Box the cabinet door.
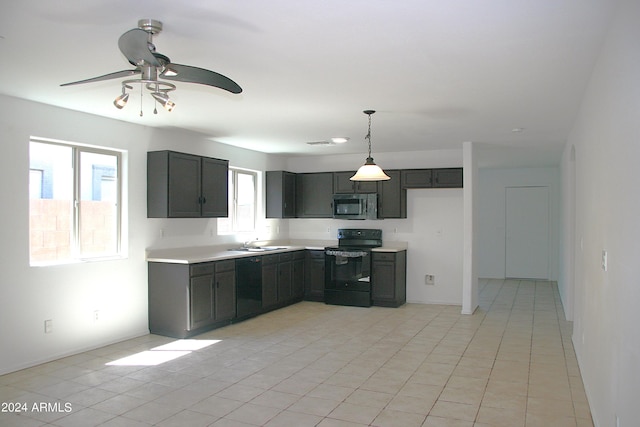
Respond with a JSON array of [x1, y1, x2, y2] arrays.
[[266, 171, 297, 218], [334, 172, 378, 194], [214, 270, 236, 321], [201, 157, 229, 217], [433, 168, 463, 188], [292, 257, 305, 299], [278, 261, 292, 303], [304, 250, 325, 301], [334, 172, 355, 193], [168, 152, 202, 217], [296, 173, 334, 217], [262, 263, 278, 309], [372, 251, 406, 307], [189, 275, 214, 330], [371, 262, 396, 301], [378, 170, 406, 219], [401, 169, 433, 188], [283, 172, 297, 217]]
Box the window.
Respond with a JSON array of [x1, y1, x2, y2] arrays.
[[29, 138, 122, 265], [218, 168, 257, 234]]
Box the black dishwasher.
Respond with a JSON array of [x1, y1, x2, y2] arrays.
[[235, 256, 262, 320]]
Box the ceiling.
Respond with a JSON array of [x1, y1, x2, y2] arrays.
[[0, 1, 617, 167]]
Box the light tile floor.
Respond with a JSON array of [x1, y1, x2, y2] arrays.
[[0, 279, 593, 426]]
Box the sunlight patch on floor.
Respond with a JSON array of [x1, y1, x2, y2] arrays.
[[105, 339, 220, 366]]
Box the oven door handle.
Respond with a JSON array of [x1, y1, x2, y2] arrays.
[[325, 250, 369, 257]]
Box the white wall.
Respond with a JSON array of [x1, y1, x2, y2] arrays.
[[561, 0, 640, 425], [0, 95, 285, 374], [287, 150, 465, 305], [477, 167, 560, 281]]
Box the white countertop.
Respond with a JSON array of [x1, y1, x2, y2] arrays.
[[146, 240, 408, 264]]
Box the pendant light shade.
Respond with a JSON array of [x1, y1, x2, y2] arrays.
[[351, 157, 391, 181], [350, 110, 390, 181]]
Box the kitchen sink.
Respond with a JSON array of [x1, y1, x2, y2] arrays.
[[227, 246, 287, 252]]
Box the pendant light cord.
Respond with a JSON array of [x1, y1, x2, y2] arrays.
[[364, 110, 375, 159]]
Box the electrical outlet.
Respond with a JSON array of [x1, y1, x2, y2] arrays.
[[425, 275, 435, 285], [44, 319, 53, 334], [94, 310, 100, 322], [602, 250, 608, 271]]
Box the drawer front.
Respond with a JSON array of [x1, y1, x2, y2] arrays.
[[262, 254, 279, 265], [372, 252, 396, 262], [306, 250, 326, 260], [215, 260, 236, 273], [279, 252, 293, 262], [190, 263, 215, 276], [293, 250, 305, 260]]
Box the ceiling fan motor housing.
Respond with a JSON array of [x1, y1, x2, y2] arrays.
[[138, 19, 163, 35]]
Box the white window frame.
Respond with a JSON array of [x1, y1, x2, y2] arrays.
[[29, 137, 124, 265], [218, 167, 258, 234]]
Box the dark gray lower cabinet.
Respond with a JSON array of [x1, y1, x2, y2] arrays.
[[262, 251, 305, 311], [148, 260, 236, 338], [262, 254, 279, 309], [292, 254, 305, 299], [304, 250, 325, 301], [371, 251, 407, 307]]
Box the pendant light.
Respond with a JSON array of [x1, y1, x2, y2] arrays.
[[350, 110, 390, 181]]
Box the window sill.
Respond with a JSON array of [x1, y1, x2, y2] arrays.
[[30, 255, 127, 267]]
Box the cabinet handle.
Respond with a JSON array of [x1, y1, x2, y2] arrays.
[[202, 197, 207, 204]]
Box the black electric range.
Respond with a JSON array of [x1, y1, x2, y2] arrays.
[[324, 229, 382, 307]]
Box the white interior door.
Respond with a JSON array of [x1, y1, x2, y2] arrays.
[[505, 186, 549, 279]]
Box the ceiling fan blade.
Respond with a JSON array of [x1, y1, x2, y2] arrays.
[[160, 63, 242, 94], [60, 69, 141, 86], [118, 28, 161, 67]]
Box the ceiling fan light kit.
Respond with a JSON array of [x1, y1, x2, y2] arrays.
[[61, 19, 242, 116], [350, 110, 391, 181]]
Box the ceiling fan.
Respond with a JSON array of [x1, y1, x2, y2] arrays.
[[61, 19, 242, 114]]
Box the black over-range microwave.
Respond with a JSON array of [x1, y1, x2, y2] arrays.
[[332, 193, 378, 220]]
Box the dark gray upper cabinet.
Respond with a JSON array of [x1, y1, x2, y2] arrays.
[[147, 150, 228, 218], [333, 171, 379, 194], [433, 168, 463, 188], [296, 172, 334, 218], [401, 169, 433, 188], [201, 156, 229, 217], [378, 170, 407, 219], [266, 171, 296, 218], [401, 168, 463, 189]]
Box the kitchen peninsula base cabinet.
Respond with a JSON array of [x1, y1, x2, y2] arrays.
[[371, 251, 407, 307], [148, 260, 236, 338]]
